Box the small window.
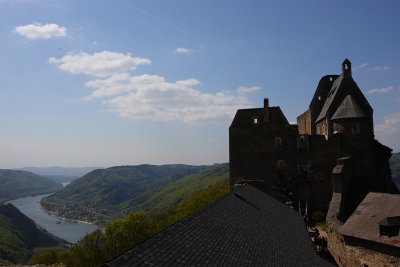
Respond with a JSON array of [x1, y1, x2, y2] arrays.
[[318, 95, 321, 101], [275, 136, 282, 147], [344, 64, 348, 70], [252, 116, 260, 125], [351, 123, 360, 134], [329, 77, 333, 82]]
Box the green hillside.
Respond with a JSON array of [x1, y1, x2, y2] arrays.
[[30, 180, 230, 267], [0, 169, 62, 202], [134, 163, 229, 211], [41, 164, 212, 220], [0, 203, 62, 264], [390, 152, 400, 189]]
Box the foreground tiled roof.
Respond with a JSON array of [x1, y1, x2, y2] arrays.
[[339, 192, 400, 248], [105, 184, 332, 266]]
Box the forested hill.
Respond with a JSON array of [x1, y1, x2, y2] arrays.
[[0, 203, 62, 264], [133, 163, 229, 211], [0, 170, 62, 202], [390, 152, 400, 189], [41, 164, 219, 220]]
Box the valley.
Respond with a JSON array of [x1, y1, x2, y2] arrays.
[[40, 164, 228, 223]]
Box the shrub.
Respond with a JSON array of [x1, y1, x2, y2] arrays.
[[312, 211, 325, 222]]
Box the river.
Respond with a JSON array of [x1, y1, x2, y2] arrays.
[[7, 194, 99, 243]]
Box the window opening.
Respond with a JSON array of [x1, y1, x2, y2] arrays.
[[252, 116, 260, 125], [275, 136, 282, 147], [351, 123, 360, 134]]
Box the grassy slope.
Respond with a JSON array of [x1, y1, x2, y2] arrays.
[[0, 169, 62, 202]]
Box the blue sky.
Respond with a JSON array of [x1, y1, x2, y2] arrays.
[[0, 0, 399, 168]]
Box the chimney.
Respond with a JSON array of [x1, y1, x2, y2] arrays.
[[264, 98, 269, 123]]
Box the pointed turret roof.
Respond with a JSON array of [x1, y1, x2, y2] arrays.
[[331, 95, 368, 120]]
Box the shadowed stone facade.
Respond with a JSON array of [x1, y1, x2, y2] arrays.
[[229, 58, 397, 215]]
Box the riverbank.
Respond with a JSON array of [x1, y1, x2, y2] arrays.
[[39, 203, 96, 226], [7, 194, 99, 243]]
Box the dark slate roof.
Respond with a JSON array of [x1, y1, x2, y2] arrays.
[[331, 95, 369, 120], [315, 75, 343, 122], [230, 106, 290, 129], [339, 192, 400, 248], [315, 72, 372, 123], [105, 185, 332, 267]]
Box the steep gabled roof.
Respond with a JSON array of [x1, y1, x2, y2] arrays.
[[315, 74, 372, 123], [104, 185, 332, 267], [331, 95, 369, 120], [315, 75, 343, 122]]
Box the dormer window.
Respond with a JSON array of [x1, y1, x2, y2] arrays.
[[379, 216, 400, 237]]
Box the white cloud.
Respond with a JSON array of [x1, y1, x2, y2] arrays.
[[237, 86, 261, 94], [49, 51, 151, 77], [14, 23, 66, 39], [88, 73, 251, 123], [355, 63, 389, 71], [367, 86, 394, 94], [375, 112, 400, 135], [50, 50, 254, 123], [175, 47, 193, 54]]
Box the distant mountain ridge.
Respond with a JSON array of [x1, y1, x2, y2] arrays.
[[0, 170, 62, 202], [40, 164, 226, 222], [18, 166, 99, 177]]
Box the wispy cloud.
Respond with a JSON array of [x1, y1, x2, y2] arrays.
[[367, 86, 394, 94], [50, 50, 254, 123], [14, 23, 66, 39], [49, 51, 151, 77], [368, 66, 390, 71], [236, 86, 261, 94], [174, 47, 194, 54], [375, 112, 400, 135], [355, 62, 389, 71]]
